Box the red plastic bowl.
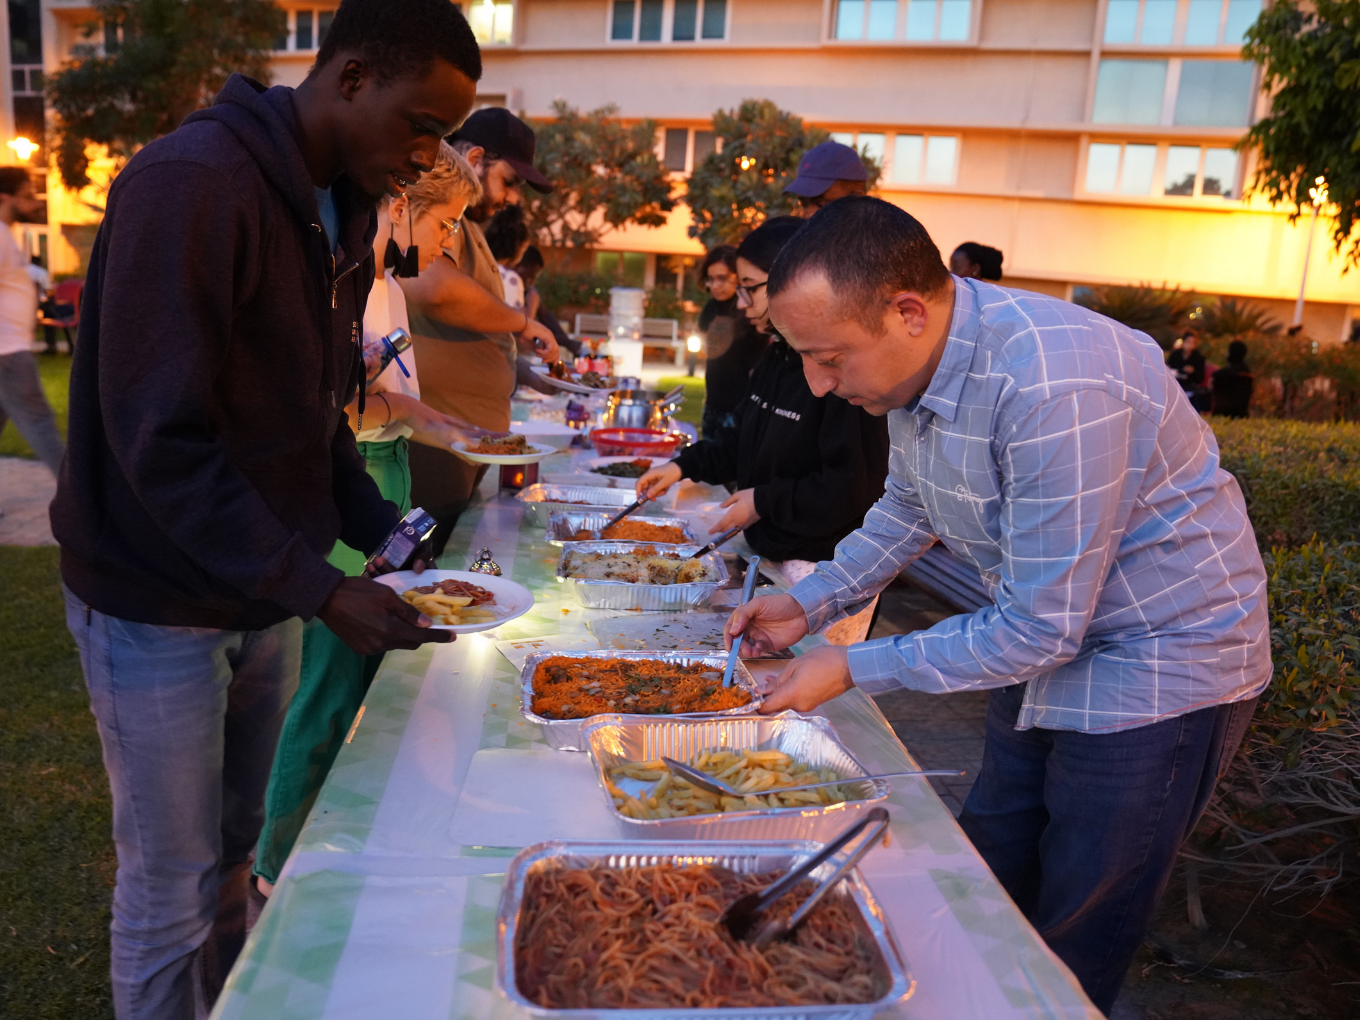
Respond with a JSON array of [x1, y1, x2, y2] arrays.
[[590, 428, 687, 458]]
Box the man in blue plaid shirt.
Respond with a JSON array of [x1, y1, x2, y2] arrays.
[[727, 197, 1269, 1012]]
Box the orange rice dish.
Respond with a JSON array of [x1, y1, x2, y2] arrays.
[[569, 520, 689, 544], [530, 656, 753, 720]]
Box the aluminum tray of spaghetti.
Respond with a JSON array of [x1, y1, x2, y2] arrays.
[[517, 484, 672, 528], [544, 511, 699, 547], [582, 712, 889, 843], [556, 541, 729, 611], [520, 649, 761, 751], [495, 838, 914, 1020]]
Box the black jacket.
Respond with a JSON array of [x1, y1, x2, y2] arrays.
[[674, 339, 890, 563], [698, 296, 767, 416], [51, 75, 394, 630]]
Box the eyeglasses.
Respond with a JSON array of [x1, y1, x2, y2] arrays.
[[735, 280, 767, 305], [704, 272, 734, 289], [440, 218, 462, 240]]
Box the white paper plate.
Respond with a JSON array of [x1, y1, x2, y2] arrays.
[[372, 569, 535, 633], [451, 440, 557, 466]]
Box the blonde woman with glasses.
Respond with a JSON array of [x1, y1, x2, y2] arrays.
[[254, 143, 487, 898]]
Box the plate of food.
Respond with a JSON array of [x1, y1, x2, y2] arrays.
[[585, 455, 655, 479], [453, 434, 558, 466], [373, 569, 535, 633], [539, 361, 620, 395]]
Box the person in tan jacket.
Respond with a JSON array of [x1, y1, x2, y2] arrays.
[[400, 108, 557, 555]]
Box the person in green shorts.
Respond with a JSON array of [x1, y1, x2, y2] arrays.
[[255, 143, 485, 893]]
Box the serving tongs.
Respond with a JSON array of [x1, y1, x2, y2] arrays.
[[660, 757, 964, 797], [720, 554, 760, 687], [598, 492, 653, 533], [687, 526, 741, 559], [718, 807, 891, 946]]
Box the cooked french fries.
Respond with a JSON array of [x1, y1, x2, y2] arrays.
[[607, 749, 860, 820], [401, 589, 500, 625]]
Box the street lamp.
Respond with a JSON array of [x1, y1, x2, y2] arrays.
[[686, 334, 702, 376], [6, 137, 38, 162], [1291, 175, 1328, 332]]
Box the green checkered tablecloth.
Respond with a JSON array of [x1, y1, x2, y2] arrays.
[[212, 464, 1101, 1020]]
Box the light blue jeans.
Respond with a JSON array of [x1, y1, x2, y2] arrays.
[[64, 588, 302, 1020]]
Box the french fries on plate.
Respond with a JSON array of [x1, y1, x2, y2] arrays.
[[401, 589, 500, 625]]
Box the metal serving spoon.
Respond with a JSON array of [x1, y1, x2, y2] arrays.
[[719, 807, 891, 945], [660, 757, 964, 798], [721, 555, 761, 687]]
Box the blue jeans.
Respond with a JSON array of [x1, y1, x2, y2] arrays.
[[64, 588, 302, 1020], [958, 683, 1257, 1015]]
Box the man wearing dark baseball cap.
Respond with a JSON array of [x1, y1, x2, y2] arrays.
[[449, 106, 553, 220], [785, 140, 867, 214]]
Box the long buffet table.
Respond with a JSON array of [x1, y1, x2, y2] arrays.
[[211, 451, 1101, 1020]]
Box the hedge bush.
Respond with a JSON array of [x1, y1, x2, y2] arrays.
[[1210, 418, 1360, 546]]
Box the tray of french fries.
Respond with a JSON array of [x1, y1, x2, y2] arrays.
[[581, 712, 890, 842], [371, 569, 535, 634]]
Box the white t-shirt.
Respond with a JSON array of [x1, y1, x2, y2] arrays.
[[498, 264, 525, 311], [26, 262, 49, 295], [0, 226, 37, 356], [357, 270, 420, 443]]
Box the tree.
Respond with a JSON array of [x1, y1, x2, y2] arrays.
[[683, 99, 882, 248], [1241, 0, 1360, 267], [1075, 284, 1198, 349], [524, 101, 675, 249], [47, 0, 283, 191]]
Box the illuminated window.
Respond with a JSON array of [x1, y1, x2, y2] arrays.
[[611, 0, 726, 42], [1103, 0, 1261, 46], [835, 0, 970, 41], [469, 0, 515, 45]]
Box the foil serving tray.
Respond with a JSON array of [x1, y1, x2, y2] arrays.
[[495, 838, 914, 1020], [516, 484, 670, 528], [582, 712, 889, 843], [544, 511, 700, 547], [519, 649, 761, 751], [556, 541, 729, 611]]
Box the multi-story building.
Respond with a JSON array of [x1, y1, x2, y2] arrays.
[[26, 0, 1359, 338]]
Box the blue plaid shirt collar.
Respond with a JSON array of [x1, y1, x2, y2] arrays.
[[910, 276, 979, 425]]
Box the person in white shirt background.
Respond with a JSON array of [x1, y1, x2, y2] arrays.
[[0, 167, 64, 492], [253, 143, 487, 896]]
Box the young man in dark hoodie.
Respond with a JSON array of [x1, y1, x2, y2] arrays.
[[48, 2, 481, 1016]]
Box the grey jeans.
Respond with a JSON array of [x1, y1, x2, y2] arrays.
[[0, 350, 64, 475], [64, 587, 302, 1020]]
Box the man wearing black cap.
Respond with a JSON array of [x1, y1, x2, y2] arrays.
[[785, 140, 868, 215], [401, 107, 557, 555]]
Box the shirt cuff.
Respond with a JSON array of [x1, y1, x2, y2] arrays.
[[846, 639, 910, 695], [789, 570, 844, 634]]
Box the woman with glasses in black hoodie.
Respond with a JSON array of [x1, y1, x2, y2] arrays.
[[637, 216, 890, 633]]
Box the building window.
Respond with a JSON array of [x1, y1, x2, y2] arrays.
[[272, 8, 335, 51], [11, 66, 43, 97], [874, 132, 957, 185], [468, 0, 515, 45], [834, 0, 971, 42], [1092, 57, 1254, 126], [661, 127, 718, 172], [1086, 140, 1239, 198], [611, 0, 726, 42], [1164, 144, 1239, 197], [1103, 0, 1261, 46]]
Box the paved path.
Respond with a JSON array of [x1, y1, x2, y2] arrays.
[[0, 456, 55, 545], [868, 580, 988, 816]]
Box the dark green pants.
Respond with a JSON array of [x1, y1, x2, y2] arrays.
[[254, 438, 411, 884]]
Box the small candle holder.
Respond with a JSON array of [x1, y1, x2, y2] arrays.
[[499, 462, 538, 491]]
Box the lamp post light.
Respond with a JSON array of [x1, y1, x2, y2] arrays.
[[1291, 175, 1328, 332], [686, 334, 702, 377], [6, 137, 38, 162]]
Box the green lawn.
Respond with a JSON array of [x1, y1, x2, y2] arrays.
[[0, 546, 115, 1019], [655, 375, 706, 429], [0, 354, 71, 460]]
